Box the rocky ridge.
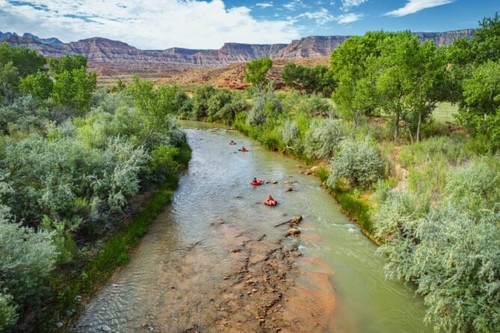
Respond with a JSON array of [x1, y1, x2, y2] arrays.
[[1, 29, 474, 75]]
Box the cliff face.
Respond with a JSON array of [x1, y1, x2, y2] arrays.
[[0, 29, 474, 74], [275, 36, 351, 59]]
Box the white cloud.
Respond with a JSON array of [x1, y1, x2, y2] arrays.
[[336, 13, 363, 24], [283, 0, 305, 11], [385, 0, 453, 17], [340, 0, 368, 12], [0, 0, 300, 49], [298, 8, 334, 25], [256, 2, 273, 8]]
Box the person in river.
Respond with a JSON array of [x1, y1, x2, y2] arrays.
[[239, 146, 248, 152], [253, 177, 258, 182]]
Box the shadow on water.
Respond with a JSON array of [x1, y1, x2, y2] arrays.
[[73, 123, 431, 333]]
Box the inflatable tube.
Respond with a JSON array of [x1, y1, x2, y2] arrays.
[[239, 148, 249, 152], [229, 141, 237, 145], [250, 180, 263, 186], [264, 199, 278, 206]]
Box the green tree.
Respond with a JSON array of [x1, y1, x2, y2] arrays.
[[0, 61, 19, 104], [281, 63, 336, 95], [51, 67, 97, 115], [48, 54, 87, 75], [330, 32, 389, 125], [472, 12, 500, 64], [0, 43, 46, 78], [371, 32, 447, 142], [244, 57, 272, 88], [19, 70, 53, 102], [457, 61, 500, 152]]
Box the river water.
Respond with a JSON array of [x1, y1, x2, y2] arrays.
[[73, 123, 431, 333]]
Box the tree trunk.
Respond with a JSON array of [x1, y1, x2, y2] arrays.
[[394, 111, 400, 142], [416, 111, 422, 142]]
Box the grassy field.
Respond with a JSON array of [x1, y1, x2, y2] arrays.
[[432, 102, 459, 124]]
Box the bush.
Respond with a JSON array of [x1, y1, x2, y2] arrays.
[[0, 217, 58, 311], [247, 87, 282, 126], [327, 139, 383, 188], [279, 120, 300, 152], [304, 118, 345, 160], [0, 293, 18, 332], [445, 158, 499, 211]]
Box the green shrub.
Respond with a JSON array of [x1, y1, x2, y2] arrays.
[[0, 293, 18, 332], [304, 118, 345, 160], [279, 120, 300, 152], [328, 139, 384, 189], [445, 158, 499, 211], [247, 88, 282, 126], [0, 217, 58, 313]]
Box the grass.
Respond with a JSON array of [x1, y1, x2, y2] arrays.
[[432, 102, 459, 124]]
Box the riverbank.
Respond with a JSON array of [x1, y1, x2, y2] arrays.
[[28, 142, 191, 333]]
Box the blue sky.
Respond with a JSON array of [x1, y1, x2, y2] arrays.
[[0, 0, 498, 49]]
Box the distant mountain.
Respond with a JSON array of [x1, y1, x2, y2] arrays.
[[0, 31, 63, 46], [0, 29, 474, 75]]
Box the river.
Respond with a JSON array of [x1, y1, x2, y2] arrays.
[[73, 123, 431, 333]]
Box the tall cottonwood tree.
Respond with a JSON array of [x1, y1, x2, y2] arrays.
[[330, 32, 389, 126], [371, 32, 447, 142]]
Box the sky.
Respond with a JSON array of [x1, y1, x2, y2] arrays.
[[0, 0, 498, 50]]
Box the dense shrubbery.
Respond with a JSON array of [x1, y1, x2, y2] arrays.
[[0, 45, 190, 331], [327, 139, 383, 188]]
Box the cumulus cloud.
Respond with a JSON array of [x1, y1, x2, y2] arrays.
[[385, 0, 453, 17], [0, 0, 300, 49], [336, 12, 362, 24], [340, 0, 368, 12], [298, 8, 334, 25]]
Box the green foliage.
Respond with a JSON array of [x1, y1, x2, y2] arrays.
[[51, 67, 97, 115], [0, 43, 46, 78], [126, 77, 186, 149], [0, 95, 55, 135], [444, 159, 499, 211], [48, 54, 87, 75], [304, 118, 345, 160], [190, 85, 216, 119], [330, 32, 390, 125], [279, 119, 300, 152], [244, 57, 272, 88], [150, 144, 180, 182], [0, 217, 58, 312], [205, 89, 248, 122], [247, 86, 282, 126], [0, 61, 19, 104], [328, 139, 384, 188], [372, 33, 447, 142], [281, 63, 336, 96], [457, 61, 500, 152], [472, 12, 500, 64], [0, 293, 18, 332], [2, 134, 149, 225], [19, 70, 53, 102]]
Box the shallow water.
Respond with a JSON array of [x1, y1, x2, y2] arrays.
[[73, 122, 431, 333]]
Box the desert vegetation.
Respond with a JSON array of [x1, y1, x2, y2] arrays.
[[0, 46, 190, 331]]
